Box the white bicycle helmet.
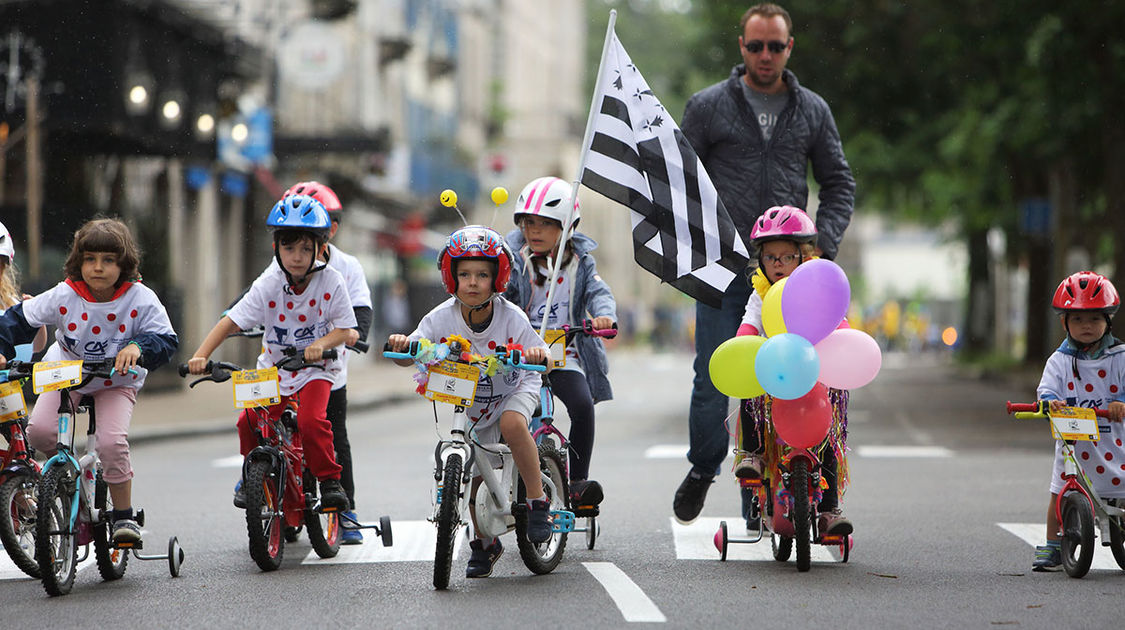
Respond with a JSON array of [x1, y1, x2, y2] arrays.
[[513, 177, 580, 230], [0, 221, 13, 262]]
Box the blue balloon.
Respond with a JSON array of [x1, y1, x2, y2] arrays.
[[754, 333, 820, 400]]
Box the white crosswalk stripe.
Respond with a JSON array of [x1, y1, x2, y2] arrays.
[[0, 549, 97, 581], [998, 522, 1122, 571]]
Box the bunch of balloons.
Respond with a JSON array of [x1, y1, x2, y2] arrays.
[[708, 259, 881, 448]]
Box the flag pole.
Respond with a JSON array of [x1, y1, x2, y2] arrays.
[[538, 9, 617, 339]]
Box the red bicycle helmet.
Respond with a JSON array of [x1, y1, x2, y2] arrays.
[[437, 226, 514, 294], [283, 181, 342, 217], [1052, 271, 1120, 315], [751, 205, 817, 246]]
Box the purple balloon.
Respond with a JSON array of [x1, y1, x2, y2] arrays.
[[780, 259, 850, 345]]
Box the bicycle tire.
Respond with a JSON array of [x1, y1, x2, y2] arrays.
[[0, 474, 41, 578], [434, 454, 463, 590], [771, 532, 792, 561], [1060, 492, 1094, 578], [35, 466, 78, 596], [516, 445, 568, 575], [304, 470, 340, 559], [92, 476, 128, 581], [791, 458, 811, 572], [244, 459, 285, 571], [1109, 506, 1125, 571]]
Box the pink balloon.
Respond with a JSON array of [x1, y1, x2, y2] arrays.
[[771, 383, 833, 449], [780, 259, 850, 345], [814, 328, 882, 389]]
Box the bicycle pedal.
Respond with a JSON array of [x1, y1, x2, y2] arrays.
[[115, 541, 142, 550], [572, 505, 600, 517], [551, 510, 576, 533], [739, 478, 764, 489]]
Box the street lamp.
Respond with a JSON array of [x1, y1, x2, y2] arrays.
[[195, 112, 215, 138], [125, 74, 153, 115]]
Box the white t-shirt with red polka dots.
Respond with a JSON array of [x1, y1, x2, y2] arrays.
[[1037, 342, 1125, 497], [21, 280, 176, 394], [408, 296, 547, 431], [227, 264, 356, 396]]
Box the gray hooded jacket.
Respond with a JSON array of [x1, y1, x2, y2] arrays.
[[680, 66, 855, 259]]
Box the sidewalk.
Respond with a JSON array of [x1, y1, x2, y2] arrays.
[[129, 355, 416, 444]]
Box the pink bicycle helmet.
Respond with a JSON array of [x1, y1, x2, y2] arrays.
[[513, 177, 580, 230], [750, 205, 817, 246], [283, 181, 342, 219], [1052, 271, 1120, 315]]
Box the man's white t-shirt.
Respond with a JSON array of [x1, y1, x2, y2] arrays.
[[228, 265, 356, 396], [409, 296, 545, 430], [21, 280, 176, 393]]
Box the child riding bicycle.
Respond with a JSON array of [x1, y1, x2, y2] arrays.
[[187, 195, 357, 511], [734, 205, 852, 537], [0, 218, 179, 544], [504, 176, 617, 509], [1032, 271, 1125, 571], [386, 225, 553, 579]]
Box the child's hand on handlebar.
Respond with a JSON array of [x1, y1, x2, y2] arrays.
[[303, 343, 327, 363], [187, 356, 211, 375], [1047, 399, 1065, 413], [521, 346, 548, 366], [1107, 401, 1125, 423], [387, 334, 410, 353], [591, 316, 615, 331], [114, 342, 141, 374]]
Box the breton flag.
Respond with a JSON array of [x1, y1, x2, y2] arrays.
[[577, 23, 749, 308]]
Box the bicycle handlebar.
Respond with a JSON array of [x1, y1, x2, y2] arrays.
[[1006, 400, 1111, 419], [231, 326, 368, 354], [178, 348, 340, 387], [382, 340, 547, 373], [1, 358, 136, 383]]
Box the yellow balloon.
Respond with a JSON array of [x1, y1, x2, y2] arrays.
[[708, 335, 767, 399], [440, 189, 458, 207], [491, 187, 509, 205], [761, 277, 788, 337]]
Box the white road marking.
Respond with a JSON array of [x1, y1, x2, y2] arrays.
[[998, 522, 1121, 571], [0, 547, 97, 581], [302, 520, 464, 564], [583, 562, 666, 623], [644, 444, 688, 459], [671, 517, 837, 563], [211, 455, 244, 468], [854, 445, 953, 458]]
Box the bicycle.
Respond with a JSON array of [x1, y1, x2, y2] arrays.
[[3, 358, 184, 596], [713, 388, 853, 571], [1006, 400, 1125, 578], [180, 347, 391, 572], [383, 337, 573, 590], [528, 319, 617, 550], [0, 367, 42, 577]]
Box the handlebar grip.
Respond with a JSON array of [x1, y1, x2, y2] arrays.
[[323, 349, 338, 361], [1006, 401, 1040, 414], [516, 362, 547, 373], [382, 350, 413, 360], [178, 361, 214, 377], [350, 340, 370, 354]]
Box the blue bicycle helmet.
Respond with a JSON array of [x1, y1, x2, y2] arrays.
[[266, 195, 332, 241]]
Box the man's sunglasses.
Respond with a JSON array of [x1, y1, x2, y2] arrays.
[[744, 40, 788, 54]]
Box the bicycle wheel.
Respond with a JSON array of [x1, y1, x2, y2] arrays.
[[0, 474, 41, 578], [244, 459, 285, 571], [92, 475, 128, 581], [771, 532, 792, 561], [1109, 509, 1125, 571], [35, 466, 78, 596], [304, 470, 340, 559], [1060, 492, 1095, 578], [516, 445, 568, 575], [790, 458, 811, 572], [434, 454, 463, 590]]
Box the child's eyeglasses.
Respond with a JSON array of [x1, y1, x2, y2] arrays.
[[762, 253, 799, 265], [744, 40, 788, 54]]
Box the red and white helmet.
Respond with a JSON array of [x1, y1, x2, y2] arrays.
[[0, 221, 13, 262], [1052, 271, 1120, 316], [437, 225, 514, 294], [751, 205, 817, 246], [513, 177, 580, 230], [283, 181, 342, 219]]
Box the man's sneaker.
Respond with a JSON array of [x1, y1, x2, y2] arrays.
[[817, 509, 854, 537], [340, 510, 364, 545], [569, 480, 604, 507], [233, 479, 246, 509], [1032, 543, 1062, 572], [525, 499, 552, 543], [319, 479, 348, 511], [112, 518, 142, 544], [673, 470, 714, 525], [466, 538, 504, 578], [734, 454, 764, 480]]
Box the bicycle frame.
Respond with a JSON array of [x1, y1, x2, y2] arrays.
[[1055, 440, 1125, 541], [242, 401, 307, 529], [38, 385, 103, 551]]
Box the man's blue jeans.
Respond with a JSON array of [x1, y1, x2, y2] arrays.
[[688, 277, 752, 477]]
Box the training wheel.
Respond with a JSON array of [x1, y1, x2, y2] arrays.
[[715, 520, 729, 561], [840, 534, 853, 563], [168, 537, 184, 577], [586, 517, 599, 550], [379, 515, 393, 547]]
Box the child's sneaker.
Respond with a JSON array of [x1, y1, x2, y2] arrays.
[[466, 538, 504, 578], [734, 454, 764, 480], [526, 499, 552, 543], [340, 510, 364, 545], [569, 480, 604, 507], [817, 509, 853, 536], [1032, 543, 1062, 571], [233, 479, 246, 509], [319, 478, 348, 511], [112, 518, 142, 544]]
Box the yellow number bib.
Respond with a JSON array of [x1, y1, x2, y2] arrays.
[[232, 368, 281, 408], [32, 360, 83, 394], [543, 329, 567, 369], [0, 380, 27, 422], [1049, 406, 1099, 442], [424, 360, 480, 406]]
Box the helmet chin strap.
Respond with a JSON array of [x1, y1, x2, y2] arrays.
[[274, 239, 330, 288]]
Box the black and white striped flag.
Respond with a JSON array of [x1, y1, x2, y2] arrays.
[[579, 29, 749, 308]]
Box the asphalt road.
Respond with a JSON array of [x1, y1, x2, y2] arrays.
[[2, 350, 1122, 629]]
